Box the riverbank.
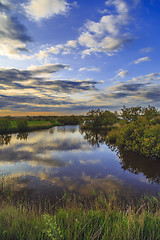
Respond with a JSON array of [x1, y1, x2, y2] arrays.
[[0, 119, 61, 134], [0, 191, 160, 240], [80, 106, 160, 159], [0, 115, 82, 134], [11, 120, 62, 133]]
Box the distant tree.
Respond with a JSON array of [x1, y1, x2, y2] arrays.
[[102, 110, 118, 126], [0, 118, 11, 134], [84, 109, 118, 129], [144, 105, 158, 120], [121, 106, 143, 122], [17, 120, 28, 132]]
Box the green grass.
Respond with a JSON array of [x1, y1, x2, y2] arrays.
[[6, 120, 61, 134], [0, 204, 46, 240], [1, 188, 160, 240], [27, 120, 52, 127]]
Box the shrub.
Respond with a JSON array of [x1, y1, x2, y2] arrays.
[[0, 118, 11, 134], [17, 120, 28, 132]]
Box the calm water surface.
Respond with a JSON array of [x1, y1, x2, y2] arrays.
[[0, 125, 160, 200]]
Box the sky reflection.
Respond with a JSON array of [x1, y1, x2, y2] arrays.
[[0, 126, 160, 199]]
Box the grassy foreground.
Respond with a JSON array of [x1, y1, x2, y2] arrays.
[[1, 192, 160, 240]]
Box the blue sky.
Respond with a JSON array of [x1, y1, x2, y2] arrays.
[[0, 0, 160, 115]]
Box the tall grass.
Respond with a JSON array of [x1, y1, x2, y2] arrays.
[[0, 186, 160, 240]]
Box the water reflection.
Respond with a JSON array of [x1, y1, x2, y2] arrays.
[[17, 132, 28, 141], [81, 129, 160, 185], [0, 135, 12, 146], [118, 148, 160, 184], [0, 126, 160, 201], [80, 129, 106, 147]]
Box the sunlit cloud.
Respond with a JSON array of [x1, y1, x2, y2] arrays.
[[134, 56, 151, 64], [79, 67, 101, 72], [24, 0, 69, 21], [78, 0, 132, 57], [117, 69, 129, 78]]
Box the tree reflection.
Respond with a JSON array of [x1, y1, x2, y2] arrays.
[[117, 147, 160, 184], [80, 129, 106, 147], [17, 132, 28, 141], [57, 126, 77, 133], [81, 128, 160, 185], [0, 135, 12, 146]]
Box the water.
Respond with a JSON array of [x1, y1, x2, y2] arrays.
[[0, 126, 160, 200]]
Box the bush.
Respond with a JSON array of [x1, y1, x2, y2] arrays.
[[0, 118, 11, 134], [107, 106, 160, 158], [17, 120, 28, 132], [83, 109, 118, 129]]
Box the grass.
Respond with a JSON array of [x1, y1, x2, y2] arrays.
[[6, 120, 61, 134], [1, 180, 160, 240]]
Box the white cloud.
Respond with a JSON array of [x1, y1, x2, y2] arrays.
[[24, 0, 69, 21], [31, 0, 132, 60], [27, 63, 68, 74], [78, 0, 131, 57], [117, 69, 129, 78], [0, 12, 32, 59], [140, 47, 153, 53], [36, 40, 78, 60], [79, 67, 101, 72], [134, 56, 151, 64], [65, 40, 77, 48]]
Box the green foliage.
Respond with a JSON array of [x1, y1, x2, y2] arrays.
[[83, 109, 118, 129], [17, 120, 28, 132], [1, 194, 160, 240], [144, 105, 159, 120], [121, 105, 159, 122], [43, 215, 62, 240], [57, 115, 80, 125], [107, 106, 160, 158], [0, 118, 11, 134], [0, 205, 46, 240], [121, 106, 143, 122]]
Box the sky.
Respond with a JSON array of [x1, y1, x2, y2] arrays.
[[0, 0, 160, 116]]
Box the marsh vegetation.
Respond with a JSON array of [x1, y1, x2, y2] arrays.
[[0, 106, 160, 239]]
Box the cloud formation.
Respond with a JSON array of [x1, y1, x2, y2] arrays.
[[24, 0, 69, 21], [0, 2, 32, 58], [0, 64, 102, 113], [117, 69, 129, 78], [78, 0, 131, 57], [140, 47, 153, 53], [35, 0, 133, 60], [134, 56, 151, 64], [79, 67, 101, 72], [37, 40, 78, 59]]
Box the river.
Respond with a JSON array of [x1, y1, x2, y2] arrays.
[[0, 125, 160, 201]]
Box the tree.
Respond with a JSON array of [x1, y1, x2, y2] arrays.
[[144, 105, 158, 120], [17, 120, 28, 132], [0, 118, 11, 134], [84, 109, 118, 129], [121, 106, 143, 122]]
